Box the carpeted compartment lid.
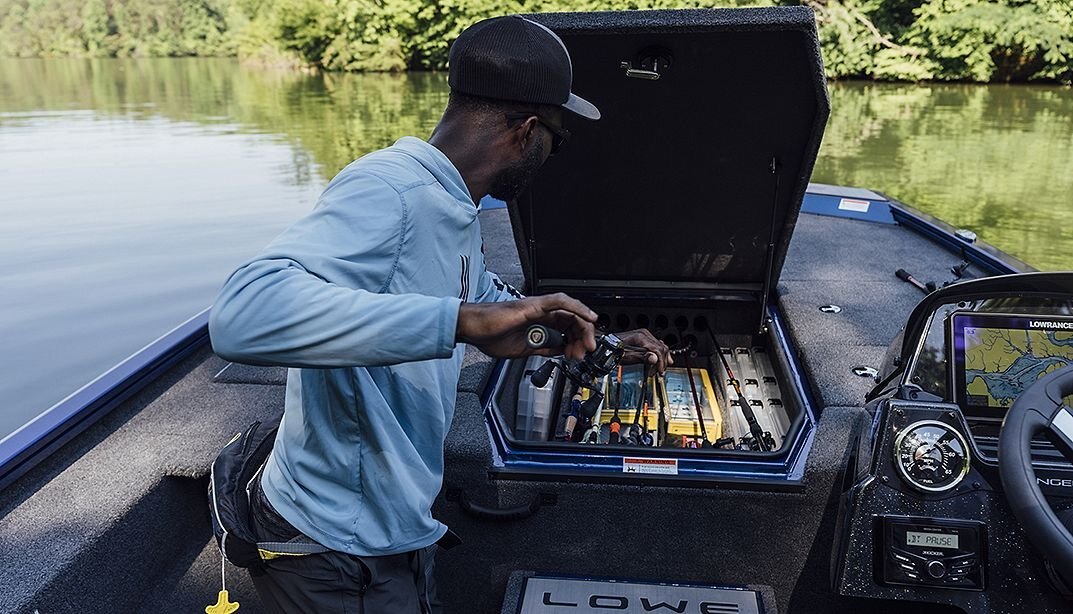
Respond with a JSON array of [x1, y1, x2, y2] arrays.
[[513, 7, 830, 296]]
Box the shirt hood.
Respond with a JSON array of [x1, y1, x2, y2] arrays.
[[392, 137, 476, 211]]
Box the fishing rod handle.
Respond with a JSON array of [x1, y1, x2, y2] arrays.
[[895, 268, 929, 293], [735, 396, 771, 452], [633, 365, 650, 427], [525, 324, 564, 350], [564, 415, 578, 438]]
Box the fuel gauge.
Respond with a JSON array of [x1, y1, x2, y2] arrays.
[[893, 420, 970, 493]]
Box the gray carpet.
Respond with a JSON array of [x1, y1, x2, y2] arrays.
[[778, 213, 983, 411]]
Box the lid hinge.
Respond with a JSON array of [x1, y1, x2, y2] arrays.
[[758, 156, 781, 335]]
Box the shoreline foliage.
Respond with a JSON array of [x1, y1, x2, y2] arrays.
[[1, 0, 1070, 82]]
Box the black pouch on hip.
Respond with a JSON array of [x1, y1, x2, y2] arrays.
[[207, 419, 280, 569]]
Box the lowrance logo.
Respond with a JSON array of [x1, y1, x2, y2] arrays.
[[1029, 320, 1073, 329], [1038, 478, 1073, 489]]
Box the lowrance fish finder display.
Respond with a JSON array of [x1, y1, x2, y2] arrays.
[[950, 312, 1073, 419]]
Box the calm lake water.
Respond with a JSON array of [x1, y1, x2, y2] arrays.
[[1, 57, 1071, 442]]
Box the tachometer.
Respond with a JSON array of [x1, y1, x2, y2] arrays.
[[893, 421, 970, 493]]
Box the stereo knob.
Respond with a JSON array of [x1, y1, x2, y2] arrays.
[[926, 560, 946, 579]]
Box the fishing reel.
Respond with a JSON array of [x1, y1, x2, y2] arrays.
[[739, 431, 777, 451], [527, 324, 626, 420]]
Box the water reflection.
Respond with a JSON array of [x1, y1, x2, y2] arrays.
[[816, 82, 1073, 271], [0, 57, 451, 172], [4, 60, 1068, 271]]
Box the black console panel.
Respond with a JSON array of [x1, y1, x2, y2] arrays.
[[832, 399, 1071, 613]]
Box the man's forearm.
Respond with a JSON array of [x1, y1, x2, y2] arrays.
[[210, 258, 461, 368]]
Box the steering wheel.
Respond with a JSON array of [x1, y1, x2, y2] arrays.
[[999, 364, 1073, 579]]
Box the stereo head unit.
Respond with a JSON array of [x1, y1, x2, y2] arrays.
[[948, 312, 1073, 420]]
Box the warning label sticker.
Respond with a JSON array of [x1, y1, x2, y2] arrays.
[[838, 198, 870, 213], [623, 457, 679, 475]]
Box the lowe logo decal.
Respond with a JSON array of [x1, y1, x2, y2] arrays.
[[541, 593, 736, 613], [519, 578, 759, 614]]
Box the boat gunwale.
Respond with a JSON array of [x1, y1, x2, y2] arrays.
[[0, 308, 211, 491]]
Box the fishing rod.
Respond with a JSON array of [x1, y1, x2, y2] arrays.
[[609, 365, 623, 444], [705, 326, 772, 452], [580, 376, 606, 444], [562, 388, 583, 441], [582, 420, 602, 444], [526, 325, 634, 445], [655, 373, 668, 446], [628, 365, 650, 445], [640, 400, 654, 446], [685, 367, 712, 448], [895, 268, 930, 295]]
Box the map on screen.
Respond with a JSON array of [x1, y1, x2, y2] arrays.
[[950, 313, 1073, 418]]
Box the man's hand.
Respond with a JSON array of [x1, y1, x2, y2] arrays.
[[456, 293, 597, 361], [616, 329, 673, 374]]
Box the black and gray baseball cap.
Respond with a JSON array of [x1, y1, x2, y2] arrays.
[[448, 15, 600, 120]]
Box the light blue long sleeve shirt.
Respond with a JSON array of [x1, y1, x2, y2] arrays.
[[209, 137, 519, 556]]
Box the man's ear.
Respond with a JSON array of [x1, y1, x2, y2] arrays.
[[511, 116, 539, 153]]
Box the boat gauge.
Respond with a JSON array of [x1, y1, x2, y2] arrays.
[[893, 420, 970, 493]]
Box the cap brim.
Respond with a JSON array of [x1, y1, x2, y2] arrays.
[[563, 92, 600, 120]]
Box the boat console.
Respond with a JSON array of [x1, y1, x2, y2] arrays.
[[834, 272, 1073, 612]]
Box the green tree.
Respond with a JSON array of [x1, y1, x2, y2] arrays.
[[908, 0, 1073, 82], [1, 0, 1072, 82], [273, 0, 334, 62], [81, 0, 116, 55]]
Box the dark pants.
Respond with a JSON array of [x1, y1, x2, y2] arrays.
[[248, 477, 441, 614]]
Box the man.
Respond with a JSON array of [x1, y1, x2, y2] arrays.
[[209, 14, 671, 613]]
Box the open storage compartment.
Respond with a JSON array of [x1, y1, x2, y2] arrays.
[[485, 295, 816, 488], [498, 306, 798, 451], [479, 9, 830, 489]]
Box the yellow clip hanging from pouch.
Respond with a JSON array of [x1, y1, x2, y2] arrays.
[[206, 589, 240, 614], [209, 542, 240, 613]]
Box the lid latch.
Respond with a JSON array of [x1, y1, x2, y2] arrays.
[[620, 50, 671, 80]]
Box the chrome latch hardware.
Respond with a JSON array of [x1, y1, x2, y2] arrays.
[[852, 365, 879, 379], [620, 60, 660, 80]]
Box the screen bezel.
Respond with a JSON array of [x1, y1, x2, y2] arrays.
[[948, 311, 1073, 421]]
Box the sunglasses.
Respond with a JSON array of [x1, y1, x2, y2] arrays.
[[505, 112, 570, 155]]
